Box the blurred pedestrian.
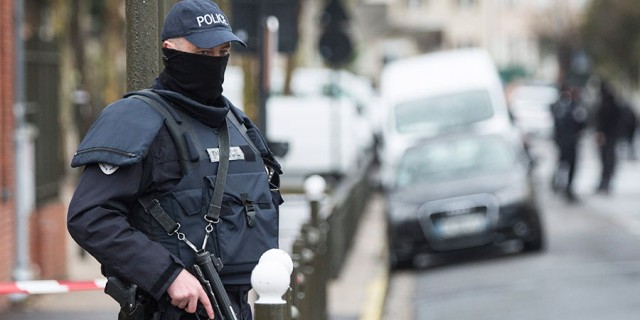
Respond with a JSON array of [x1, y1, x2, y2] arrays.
[[551, 84, 588, 202], [594, 79, 622, 194], [619, 100, 637, 160]]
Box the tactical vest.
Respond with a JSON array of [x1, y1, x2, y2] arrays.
[[127, 90, 281, 285]]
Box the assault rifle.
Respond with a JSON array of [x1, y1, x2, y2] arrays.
[[193, 250, 239, 320]]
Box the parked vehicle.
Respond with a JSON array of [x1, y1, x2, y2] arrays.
[[378, 48, 513, 188], [223, 66, 379, 190], [267, 68, 378, 189], [384, 129, 544, 269], [270, 67, 382, 142], [508, 82, 559, 139], [266, 95, 373, 188]]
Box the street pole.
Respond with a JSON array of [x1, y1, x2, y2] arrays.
[[125, 0, 163, 92], [13, 0, 35, 286], [258, 13, 279, 137]]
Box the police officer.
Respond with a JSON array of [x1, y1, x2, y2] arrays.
[[67, 1, 282, 319], [551, 84, 588, 202]]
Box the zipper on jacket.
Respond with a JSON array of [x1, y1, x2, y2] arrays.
[[74, 147, 137, 158]]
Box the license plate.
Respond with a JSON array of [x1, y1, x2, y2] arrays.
[[435, 213, 487, 239]]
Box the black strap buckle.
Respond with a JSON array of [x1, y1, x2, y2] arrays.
[[241, 193, 256, 227]]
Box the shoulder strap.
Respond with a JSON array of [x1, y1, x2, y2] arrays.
[[205, 120, 230, 223], [128, 89, 199, 174], [226, 101, 282, 174], [226, 107, 259, 154], [132, 91, 262, 173]]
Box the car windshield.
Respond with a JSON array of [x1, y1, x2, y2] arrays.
[[394, 89, 494, 134], [395, 136, 517, 188]]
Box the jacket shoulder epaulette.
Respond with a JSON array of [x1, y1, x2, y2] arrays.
[[71, 97, 164, 168]]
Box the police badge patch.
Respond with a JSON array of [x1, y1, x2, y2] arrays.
[[99, 163, 119, 175], [207, 146, 245, 162]]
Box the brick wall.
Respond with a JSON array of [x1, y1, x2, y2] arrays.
[[0, 0, 16, 311]]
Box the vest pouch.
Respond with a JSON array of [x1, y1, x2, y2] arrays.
[[204, 172, 279, 279]]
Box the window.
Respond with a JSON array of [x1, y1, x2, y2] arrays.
[[457, 0, 477, 8], [407, 0, 423, 8], [394, 89, 494, 134], [505, 0, 522, 9]]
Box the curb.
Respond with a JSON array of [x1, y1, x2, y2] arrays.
[[359, 266, 389, 320]]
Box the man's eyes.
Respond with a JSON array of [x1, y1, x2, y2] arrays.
[[197, 50, 230, 56]]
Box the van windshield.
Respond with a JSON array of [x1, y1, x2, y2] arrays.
[[394, 89, 494, 134]]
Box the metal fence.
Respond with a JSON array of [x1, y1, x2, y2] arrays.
[[287, 154, 375, 320]]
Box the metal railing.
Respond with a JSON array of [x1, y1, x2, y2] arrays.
[[284, 154, 376, 320]]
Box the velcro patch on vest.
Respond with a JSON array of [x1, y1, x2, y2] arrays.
[[207, 146, 245, 162]]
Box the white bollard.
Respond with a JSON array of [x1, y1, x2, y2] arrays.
[[304, 175, 326, 201], [259, 248, 294, 276], [252, 250, 294, 319], [304, 175, 326, 227], [252, 250, 293, 303]]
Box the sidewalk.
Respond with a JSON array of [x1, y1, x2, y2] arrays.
[[328, 193, 388, 320], [7, 192, 390, 320]]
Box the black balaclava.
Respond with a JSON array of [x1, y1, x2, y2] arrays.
[[159, 47, 228, 106]]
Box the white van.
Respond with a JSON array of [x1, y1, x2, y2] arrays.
[[266, 68, 378, 189], [378, 48, 514, 186], [224, 67, 378, 190]]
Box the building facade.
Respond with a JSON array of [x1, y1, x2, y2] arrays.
[[352, 0, 590, 83], [0, 0, 68, 311]]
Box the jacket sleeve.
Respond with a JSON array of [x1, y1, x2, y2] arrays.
[[68, 138, 183, 301]]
